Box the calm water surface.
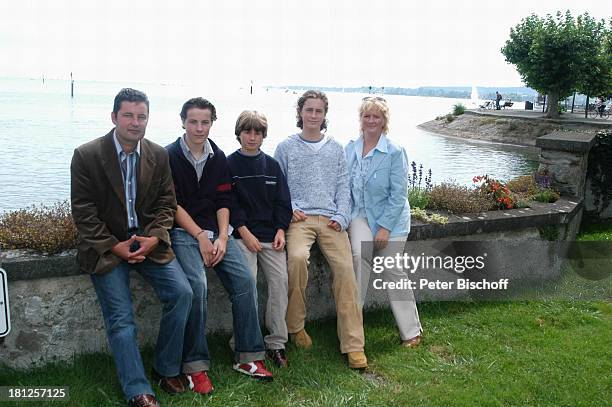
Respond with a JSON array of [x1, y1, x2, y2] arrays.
[[0, 78, 539, 212]]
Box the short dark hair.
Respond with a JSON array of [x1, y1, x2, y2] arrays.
[[180, 97, 217, 122], [235, 110, 268, 141], [296, 90, 329, 131], [113, 88, 149, 115]]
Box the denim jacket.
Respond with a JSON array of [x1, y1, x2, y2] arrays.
[[345, 135, 411, 237]]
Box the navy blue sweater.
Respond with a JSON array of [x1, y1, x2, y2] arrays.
[[166, 137, 233, 234], [227, 150, 292, 242]]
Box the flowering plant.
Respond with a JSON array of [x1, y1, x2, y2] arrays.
[[407, 161, 433, 209], [472, 175, 514, 209]]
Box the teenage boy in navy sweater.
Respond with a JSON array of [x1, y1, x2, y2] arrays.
[[166, 98, 273, 393], [227, 111, 292, 368]]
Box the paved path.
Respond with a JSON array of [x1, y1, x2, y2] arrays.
[[466, 109, 612, 127]]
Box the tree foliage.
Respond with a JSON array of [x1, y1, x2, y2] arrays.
[[501, 11, 610, 118]]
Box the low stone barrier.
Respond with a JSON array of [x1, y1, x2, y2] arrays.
[[0, 198, 581, 369]]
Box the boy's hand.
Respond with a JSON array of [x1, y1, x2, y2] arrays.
[[211, 235, 228, 266], [273, 229, 285, 251], [292, 210, 307, 222], [197, 234, 215, 267], [327, 220, 341, 232], [239, 227, 263, 253]]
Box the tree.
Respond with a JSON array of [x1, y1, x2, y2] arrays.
[[577, 19, 612, 117], [501, 11, 609, 118]]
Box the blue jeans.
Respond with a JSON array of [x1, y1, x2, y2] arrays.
[[171, 229, 266, 363], [90, 258, 192, 401]]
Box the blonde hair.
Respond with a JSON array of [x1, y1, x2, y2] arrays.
[[359, 98, 390, 135], [234, 110, 268, 141]]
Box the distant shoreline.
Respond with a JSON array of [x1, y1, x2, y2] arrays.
[[417, 113, 600, 147]]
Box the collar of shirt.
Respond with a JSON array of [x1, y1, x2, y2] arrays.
[[180, 134, 214, 164], [113, 130, 141, 158], [355, 134, 388, 161]]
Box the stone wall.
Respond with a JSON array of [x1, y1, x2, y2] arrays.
[[537, 130, 611, 219], [0, 198, 582, 369]]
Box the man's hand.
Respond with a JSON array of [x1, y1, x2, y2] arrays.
[[197, 233, 215, 267], [111, 236, 141, 263], [239, 227, 262, 253], [273, 229, 286, 251], [291, 210, 307, 223], [327, 220, 341, 232], [374, 228, 390, 250], [211, 235, 228, 267], [111, 235, 159, 264], [129, 236, 160, 262]]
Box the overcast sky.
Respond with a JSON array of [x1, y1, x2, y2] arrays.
[[1, 0, 609, 88]]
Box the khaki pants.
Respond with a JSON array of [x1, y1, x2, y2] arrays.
[[348, 216, 422, 341], [236, 239, 289, 350], [286, 215, 365, 353]]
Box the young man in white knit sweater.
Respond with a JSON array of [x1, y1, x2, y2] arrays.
[[274, 90, 367, 369]]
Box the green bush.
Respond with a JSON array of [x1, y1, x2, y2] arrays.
[[534, 189, 561, 203], [445, 113, 455, 123], [452, 103, 466, 116], [408, 189, 429, 209], [427, 182, 491, 214], [0, 201, 77, 254]]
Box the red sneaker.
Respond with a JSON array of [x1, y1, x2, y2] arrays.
[[186, 371, 214, 395], [232, 360, 274, 381]]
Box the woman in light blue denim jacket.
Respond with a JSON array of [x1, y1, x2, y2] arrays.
[[345, 97, 422, 348]]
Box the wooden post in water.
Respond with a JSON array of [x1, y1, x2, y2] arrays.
[[70, 72, 74, 98], [250, 80, 253, 95]]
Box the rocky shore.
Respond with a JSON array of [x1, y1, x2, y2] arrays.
[[417, 111, 601, 147]]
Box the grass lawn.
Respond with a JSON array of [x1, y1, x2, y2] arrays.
[[1, 223, 610, 406], [2, 299, 610, 406]]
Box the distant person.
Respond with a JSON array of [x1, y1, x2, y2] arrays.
[[227, 110, 293, 368], [345, 96, 422, 349], [274, 90, 368, 369], [597, 96, 606, 114], [496, 91, 502, 110], [166, 97, 273, 388], [71, 88, 192, 407]]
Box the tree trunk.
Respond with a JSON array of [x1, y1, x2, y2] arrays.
[[545, 91, 560, 118]]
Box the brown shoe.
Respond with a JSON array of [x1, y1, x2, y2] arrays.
[[151, 369, 187, 394], [290, 329, 312, 349], [347, 351, 368, 369], [401, 335, 422, 348], [128, 394, 159, 407], [266, 349, 289, 368]]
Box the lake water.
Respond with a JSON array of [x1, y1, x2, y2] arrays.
[[0, 77, 539, 212]]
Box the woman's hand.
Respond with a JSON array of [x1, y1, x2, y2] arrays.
[[374, 228, 390, 250]]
